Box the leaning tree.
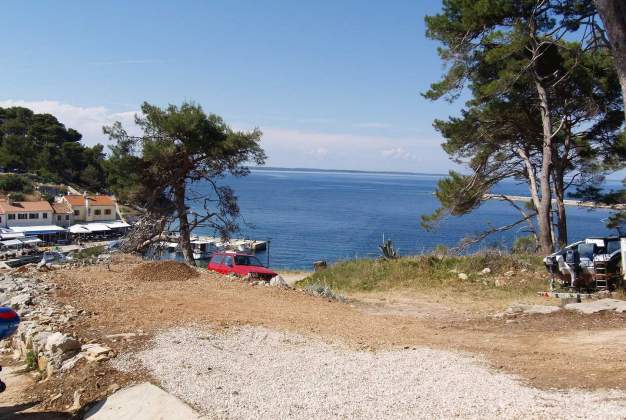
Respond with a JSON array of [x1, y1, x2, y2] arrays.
[[104, 101, 265, 264], [423, 0, 624, 252]]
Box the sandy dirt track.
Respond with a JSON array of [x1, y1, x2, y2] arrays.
[[46, 256, 626, 392], [116, 326, 626, 419]]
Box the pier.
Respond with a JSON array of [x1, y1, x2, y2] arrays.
[[483, 194, 626, 210]]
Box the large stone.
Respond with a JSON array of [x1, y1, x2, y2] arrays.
[[9, 293, 32, 309], [458, 273, 469, 281], [45, 332, 81, 353], [564, 298, 626, 315], [506, 304, 561, 315], [269, 275, 289, 288], [85, 382, 202, 420]]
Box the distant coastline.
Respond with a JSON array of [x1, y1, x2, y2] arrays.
[[251, 166, 449, 177]]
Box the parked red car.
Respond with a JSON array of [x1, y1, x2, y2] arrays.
[[207, 251, 277, 281]]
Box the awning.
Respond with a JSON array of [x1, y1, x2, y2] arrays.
[[84, 223, 111, 232], [9, 225, 66, 234], [69, 225, 90, 234], [105, 221, 130, 229], [1, 239, 22, 247], [0, 232, 25, 240], [21, 237, 42, 245]]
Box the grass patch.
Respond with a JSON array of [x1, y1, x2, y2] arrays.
[[73, 245, 106, 259], [296, 252, 548, 302]]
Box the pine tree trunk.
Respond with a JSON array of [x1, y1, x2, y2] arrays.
[[174, 182, 195, 265], [535, 79, 555, 254], [594, 0, 626, 119], [553, 171, 568, 248]]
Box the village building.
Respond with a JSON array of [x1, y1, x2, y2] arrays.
[[0, 200, 54, 228], [0, 199, 67, 243], [61, 194, 117, 222], [51, 201, 73, 228]]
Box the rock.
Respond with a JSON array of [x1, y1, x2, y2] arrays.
[[68, 388, 84, 412], [504, 270, 515, 278], [479, 268, 492, 275], [9, 293, 32, 309], [313, 261, 327, 272], [269, 275, 289, 288], [494, 278, 504, 287], [564, 298, 626, 314], [45, 332, 81, 354], [506, 304, 561, 315], [85, 382, 202, 420], [458, 273, 469, 281], [82, 343, 112, 361], [60, 353, 84, 371]]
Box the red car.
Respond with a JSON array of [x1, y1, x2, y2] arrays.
[[207, 251, 277, 281]]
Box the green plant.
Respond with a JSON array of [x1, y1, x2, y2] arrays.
[[0, 174, 33, 193], [379, 239, 399, 260], [74, 245, 106, 259], [25, 351, 37, 371], [513, 236, 538, 254]]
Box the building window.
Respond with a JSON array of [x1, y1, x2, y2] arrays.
[[88, 208, 91, 215], [74, 210, 79, 216], [65, 215, 70, 220], [57, 215, 61, 221], [105, 209, 112, 215], [42, 213, 48, 219], [18, 214, 27, 220], [29, 213, 39, 219], [94, 209, 101, 216], [8, 214, 15, 220]]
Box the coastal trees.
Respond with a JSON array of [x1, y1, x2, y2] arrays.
[[104, 101, 265, 264], [0, 106, 107, 188], [423, 0, 624, 252]]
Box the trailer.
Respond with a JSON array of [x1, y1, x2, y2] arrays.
[[544, 236, 625, 292]]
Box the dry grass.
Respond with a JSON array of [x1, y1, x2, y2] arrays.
[[296, 252, 548, 304]]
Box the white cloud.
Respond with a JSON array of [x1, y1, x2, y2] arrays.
[[0, 100, 140, 146], [308, 147, 329, 159], [381, 147, 416, 160], [0, 99, 452, 172]]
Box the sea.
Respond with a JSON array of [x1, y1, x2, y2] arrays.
[[189, 168, 620, 270]]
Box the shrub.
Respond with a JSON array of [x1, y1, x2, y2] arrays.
[[0, 174, 33, 193]]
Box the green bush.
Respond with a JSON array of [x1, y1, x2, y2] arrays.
[[0, 174, 33, 193]]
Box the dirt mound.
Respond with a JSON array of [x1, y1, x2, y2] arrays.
[[127, 261, 199, 282]]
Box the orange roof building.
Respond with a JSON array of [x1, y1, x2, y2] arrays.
[[61, 194, 117, 222], [0, 200, 54, 228]]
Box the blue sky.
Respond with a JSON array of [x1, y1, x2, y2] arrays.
[[0, 1, 462, 173]]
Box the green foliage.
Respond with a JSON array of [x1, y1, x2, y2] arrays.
[[379, 239, 400, 260], [8, 192, 25, 201], [104, 101, 266, 261], [73, 245, 106, 259], [25, 350, 37, 371], [0, 107, 107, 189], [296, 252, 547, 298], [423, 0, 624, 243], [512, 235, 538, 254], [0, 174, 33, 193]]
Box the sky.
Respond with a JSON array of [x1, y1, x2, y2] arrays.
[[0, 1, 463, 173]]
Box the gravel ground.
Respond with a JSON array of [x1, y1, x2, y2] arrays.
[[115, 327, 626, 419]]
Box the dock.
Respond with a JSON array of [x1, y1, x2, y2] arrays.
[[484, 194, 626, 210]]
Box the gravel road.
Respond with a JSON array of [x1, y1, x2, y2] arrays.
[[116, 326, 626, 419]]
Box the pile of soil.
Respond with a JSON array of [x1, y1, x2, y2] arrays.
[[126, 260, 199, 282]]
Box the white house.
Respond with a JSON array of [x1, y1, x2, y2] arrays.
[[0, 200, 54, 228]]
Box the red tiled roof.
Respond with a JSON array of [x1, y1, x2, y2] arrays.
[[51, 202, 72, 214], [0, 200, 53, 214], [64, 195, 116, 207]]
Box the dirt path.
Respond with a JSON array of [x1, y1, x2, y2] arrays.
[[45, 256, 626, 392], [0, 362, 69, 419]]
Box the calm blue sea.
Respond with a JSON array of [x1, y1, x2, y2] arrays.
[[190, 169, 619, 270]]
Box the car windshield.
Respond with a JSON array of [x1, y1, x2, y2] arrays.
[[235, 255, 263, 267]]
